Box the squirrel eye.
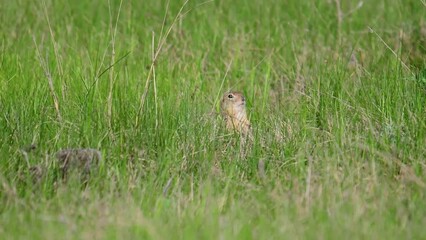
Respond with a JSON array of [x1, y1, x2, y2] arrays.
[[227, 94, 233, 99]]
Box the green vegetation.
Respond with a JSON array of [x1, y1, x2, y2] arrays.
[[1, 0, 426, 239]]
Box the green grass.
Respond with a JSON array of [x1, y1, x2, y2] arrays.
[[1, 0, 426, 239]]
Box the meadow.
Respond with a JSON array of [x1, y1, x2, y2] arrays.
[[1, 0, 426, 239]]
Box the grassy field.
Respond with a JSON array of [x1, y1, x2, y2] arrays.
[[1, 0, 426, 239]]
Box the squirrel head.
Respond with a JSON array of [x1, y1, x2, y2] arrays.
[[220, 91, 247, 119]]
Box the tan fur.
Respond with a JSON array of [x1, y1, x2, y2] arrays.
[[220, 91, 251, 136]]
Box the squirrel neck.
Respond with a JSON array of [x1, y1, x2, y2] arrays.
[[234, 109, 247, 122], [225, 107, 250, 132]]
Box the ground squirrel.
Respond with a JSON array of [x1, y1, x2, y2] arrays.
[[19, 145, 101, 184], [220, 91, 251, 137], [55, 148, 102, 181]]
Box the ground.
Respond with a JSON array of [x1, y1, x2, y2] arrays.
[[1, 0, 426, 239]]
